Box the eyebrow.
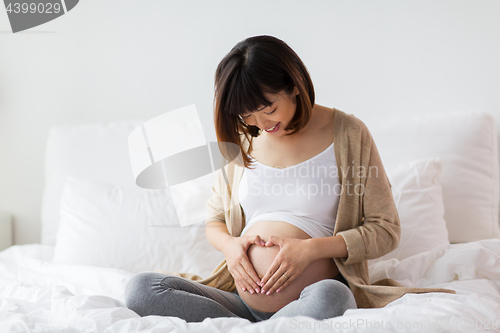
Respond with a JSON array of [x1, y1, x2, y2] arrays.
[[257, 101, 276, 112]]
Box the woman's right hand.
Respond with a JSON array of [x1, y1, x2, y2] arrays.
[[222, 235, 266, 294]]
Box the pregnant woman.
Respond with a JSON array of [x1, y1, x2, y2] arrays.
[[125, 35, 405, 322]]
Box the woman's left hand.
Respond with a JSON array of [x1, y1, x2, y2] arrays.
[[259, 236, 313, 295]]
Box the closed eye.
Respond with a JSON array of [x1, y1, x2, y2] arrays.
[[241, 107, 276, 119]]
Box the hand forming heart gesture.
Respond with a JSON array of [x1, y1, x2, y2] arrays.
[[258, 236, 313, 295]]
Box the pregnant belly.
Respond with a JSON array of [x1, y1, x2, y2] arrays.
[[236, 220, 339, 313]]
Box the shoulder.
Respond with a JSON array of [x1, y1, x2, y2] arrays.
[[335, 109, 367, 130], [333, 109, 372, 141]]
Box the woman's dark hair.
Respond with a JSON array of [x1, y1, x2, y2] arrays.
[[213, 35, 315, 169]]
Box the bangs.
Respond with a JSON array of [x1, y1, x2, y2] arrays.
[[213, 35, 315, 168], [224, 69, 276, 117]]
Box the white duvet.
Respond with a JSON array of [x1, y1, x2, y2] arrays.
[[1, 239, 499, 333]]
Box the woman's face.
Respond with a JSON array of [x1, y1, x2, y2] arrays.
[[240, 87, 300, 137]]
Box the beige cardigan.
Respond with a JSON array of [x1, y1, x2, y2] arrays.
[[158, 108, 456, 308]]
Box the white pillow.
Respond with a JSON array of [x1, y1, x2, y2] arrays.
[[363, 110, 500, 243], [53, 176, 224, 276], [42, 118, 215, 246], [368, 158, 449, 264], [42, 120, 144, 246]]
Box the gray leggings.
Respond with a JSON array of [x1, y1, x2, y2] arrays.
[[124, 272, 357, 322]]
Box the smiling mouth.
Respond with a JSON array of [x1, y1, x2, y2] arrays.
[[265, 123, 279, 132]]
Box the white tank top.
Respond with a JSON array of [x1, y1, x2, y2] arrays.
[[239, 142, 340, 238]]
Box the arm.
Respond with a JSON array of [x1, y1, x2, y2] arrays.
[[335, 119, 401, 265], [204, 169, 265, 294], [205, 221, 233, 252], [303, 235, 347, 260]]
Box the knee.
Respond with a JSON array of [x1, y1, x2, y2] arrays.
[[124, 272, 157, 311], [125, 271, 184, 315], [304, 279, 358, 315]]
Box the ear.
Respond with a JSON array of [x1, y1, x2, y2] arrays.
[[293, 86, 300, 95]]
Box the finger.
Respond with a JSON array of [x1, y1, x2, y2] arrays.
[[261, 270, 284, 295], [259, 257, 280, 290], [265, 235, 281, 247], [237, 240, 262, 288], [232, 273, 247, 293], [235, 268, 255, 294], [261, 261, 294, 294], [230, 268, 248, 293], [253, 235, 266, 246], [266, 272, 290, 295], [265, 235, 276, 247], [276, 276, 294, 293], [240, 259, 261, 292], [260, 264, 282, 293]]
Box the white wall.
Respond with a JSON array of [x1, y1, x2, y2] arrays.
[[1, 0, 499, 245]]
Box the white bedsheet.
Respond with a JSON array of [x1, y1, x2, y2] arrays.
[[1, 240, 499, 333]]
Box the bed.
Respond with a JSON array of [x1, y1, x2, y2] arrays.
[[1, 109, 500, 332]]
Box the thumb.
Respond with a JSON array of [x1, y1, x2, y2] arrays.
[[254, 235, 266, 246], [265, 235, 280, 247]]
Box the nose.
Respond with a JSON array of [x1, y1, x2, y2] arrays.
[[248, 113, 271, 130]]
